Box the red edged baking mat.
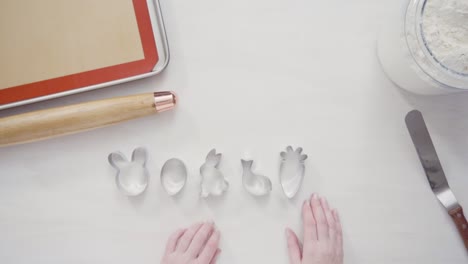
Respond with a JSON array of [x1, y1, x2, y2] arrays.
[[0, 0, 158, 105]]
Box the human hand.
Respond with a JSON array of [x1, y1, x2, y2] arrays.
[[285, 194, 343, 264], [161, 222, 221, 264]]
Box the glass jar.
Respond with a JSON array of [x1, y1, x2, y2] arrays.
[[378, 0, 468, 94]]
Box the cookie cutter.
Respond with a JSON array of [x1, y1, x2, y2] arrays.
[[200, 149, 229, 197], [108, 147, 149, 196], [279, 146, 308, 198], [241, 159, 272, 196], [160, 158, 187, 196]]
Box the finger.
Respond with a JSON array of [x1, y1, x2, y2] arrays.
[[310, 194, 329, 240], [285, 228, 302, 264], [320, 197, 336, 239], [164, 228, 186, 255], [187, 222, 215, 257], [332, 209, 343, 247], [176, 222, 203, 252], [198, 230, 221, 263], [208, 249, 221, 264], [295, 147, 303, 154], [302, 199, 317, 244]]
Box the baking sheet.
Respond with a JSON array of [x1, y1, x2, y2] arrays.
[[0, 0, 168, 109], [0, 0, 144, 89]]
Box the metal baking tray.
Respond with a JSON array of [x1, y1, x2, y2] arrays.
[[0, 0, 169, 110]]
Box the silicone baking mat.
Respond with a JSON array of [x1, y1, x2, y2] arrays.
[[0, 0, 158, 105]]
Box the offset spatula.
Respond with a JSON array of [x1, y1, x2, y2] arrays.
[[405, 110, 468, 250]]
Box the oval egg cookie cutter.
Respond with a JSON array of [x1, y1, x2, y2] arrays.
[[160, 158, 187, 196]]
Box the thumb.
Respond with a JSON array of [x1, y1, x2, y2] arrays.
[[285, 228, 302, 264]]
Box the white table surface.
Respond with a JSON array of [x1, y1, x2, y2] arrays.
[[1, 0, 468, 263]]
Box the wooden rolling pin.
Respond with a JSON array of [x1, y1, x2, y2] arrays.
[[0, 92, 176, 147]]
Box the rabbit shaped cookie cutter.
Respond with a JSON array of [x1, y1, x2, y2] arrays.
[[108, 147, 149, 196], [200, 149, 229, 197]]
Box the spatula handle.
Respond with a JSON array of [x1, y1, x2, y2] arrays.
[[0, 92, 175, 147], [449, 206, 468, 250]]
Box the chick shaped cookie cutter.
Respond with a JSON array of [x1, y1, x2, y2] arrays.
[[108, 147, 149, 196], [241, 159, 272, 196], [200, 149, 229, 197]]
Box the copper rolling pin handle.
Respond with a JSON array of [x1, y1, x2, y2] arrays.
[[449, 206, 468, 250], [0, 91, 176, 147]]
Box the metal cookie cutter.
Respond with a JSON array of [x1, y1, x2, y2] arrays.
[[241, 159, 272, 196], [160, 158, 187, 196], [200, 149, 229, 197], [108, 147, 149, 196], [279, 146, 308, 198]]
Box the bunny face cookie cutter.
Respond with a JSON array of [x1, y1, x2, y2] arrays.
[[108, 147, 149, 196], [200, 149, 229, 197]]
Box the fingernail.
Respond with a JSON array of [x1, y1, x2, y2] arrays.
[[312, 193, 318, 200], [285, 229, 290, 238]]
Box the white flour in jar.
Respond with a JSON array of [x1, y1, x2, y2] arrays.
[[422, 0, 468, 75]]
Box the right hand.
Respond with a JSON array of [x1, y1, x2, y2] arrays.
[[161, 222, 221, 264], [285, 194, 343, 264]]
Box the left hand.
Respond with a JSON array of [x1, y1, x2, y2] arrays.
[[161, 222, 221, 264]]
